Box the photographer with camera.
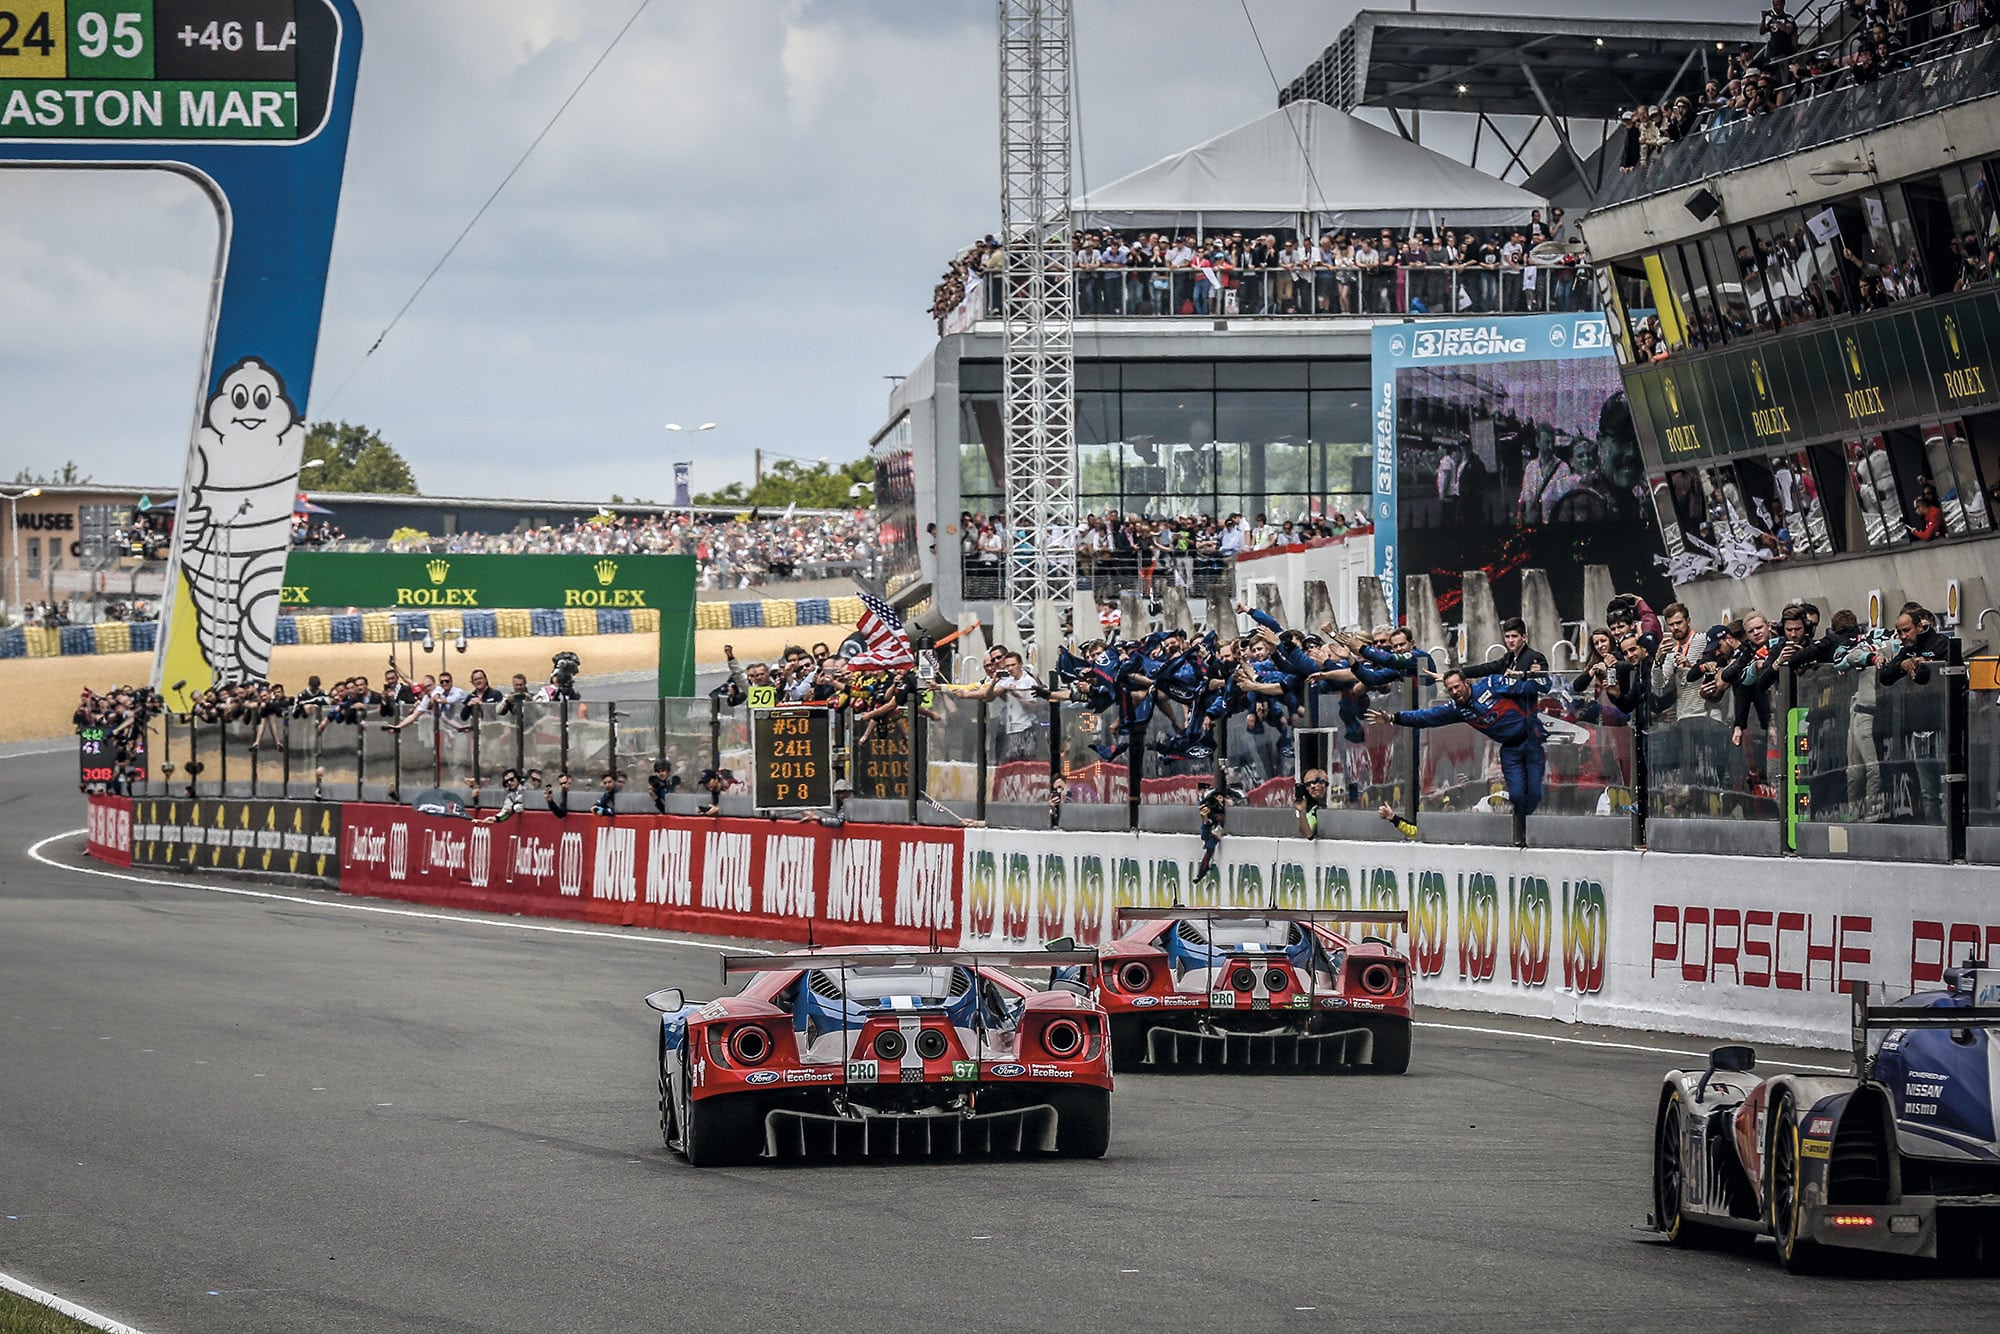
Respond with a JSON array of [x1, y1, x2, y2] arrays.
[[1294, 768, 1331, 840], [497, 672, 534, 717], [542, 651, 583, 702], [647, 759, 681, 813]]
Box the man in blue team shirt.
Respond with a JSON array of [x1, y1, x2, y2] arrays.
[[1368, 666, 1550, 817]]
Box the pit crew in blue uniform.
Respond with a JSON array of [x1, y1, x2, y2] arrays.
[[1369, 666, 1551, 817]]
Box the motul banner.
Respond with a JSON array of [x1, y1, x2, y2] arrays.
[[85, 794, 133, 868], [336, 805, 961, 947]]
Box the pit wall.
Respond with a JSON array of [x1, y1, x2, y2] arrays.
[[83, 795, 2000, 1049]]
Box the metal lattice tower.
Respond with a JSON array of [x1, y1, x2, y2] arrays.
[[998, 0, 1077, 645]]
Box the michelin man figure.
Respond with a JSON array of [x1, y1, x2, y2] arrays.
[[180, 357, 305, 685]]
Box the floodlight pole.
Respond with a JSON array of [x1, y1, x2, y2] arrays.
[[998, 0, 1077, 657]]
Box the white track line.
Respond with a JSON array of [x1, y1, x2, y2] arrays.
[[1416, 1020, 1848, 1074], [0, 1270, 150, 1334], [26, 829, 765, 955]]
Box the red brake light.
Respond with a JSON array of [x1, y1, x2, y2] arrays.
[[1828, 1214, 1875, 1229]]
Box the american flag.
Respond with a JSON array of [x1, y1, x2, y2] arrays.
[[851, 594, 915, 670]]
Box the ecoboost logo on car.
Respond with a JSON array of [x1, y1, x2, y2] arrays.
[[744, 1070, 780, 1085]]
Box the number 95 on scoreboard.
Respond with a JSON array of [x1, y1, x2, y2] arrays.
[[752, 707, 833, 811]]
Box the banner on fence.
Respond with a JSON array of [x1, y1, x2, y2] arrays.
[[128, 796, 343, 885], [336, 806, 962, 946], [85, 794, 133, 868], [956, 828, 2000, 1045]]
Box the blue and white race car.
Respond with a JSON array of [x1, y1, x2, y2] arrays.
[[1650, 960, 2000, 1270]]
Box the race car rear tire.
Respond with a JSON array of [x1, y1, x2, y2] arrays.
[[1769, 1094, 1829, 1274], [1047, 1087, 1111, 1159], [1363, 1017, 1411, 1074], [682, 1092, 764, 1168], [1654, 1088, 1728, 1248]]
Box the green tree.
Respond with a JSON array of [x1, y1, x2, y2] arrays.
[[302, 421, 419, 494], [11, 461, 92, 486], [694, 456, 874, 510]]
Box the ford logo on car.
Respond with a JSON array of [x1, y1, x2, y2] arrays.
[[1130, 995, 1161, 1008], [989, 1063, 1026, 1077], [743, 1069, 781, 1085]]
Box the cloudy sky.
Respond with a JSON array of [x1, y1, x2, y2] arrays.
[[0, 0, 1750, 502]]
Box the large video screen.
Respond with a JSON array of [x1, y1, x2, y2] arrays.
[[1372, 316, 1670, 622]]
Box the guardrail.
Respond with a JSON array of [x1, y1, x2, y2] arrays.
[[123, 638, 1994, 865]]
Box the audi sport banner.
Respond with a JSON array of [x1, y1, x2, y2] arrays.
[[956, 828, 2000, 1047], [85, 794, 134, 868], [336, 805, 960, 947], [127, 796, 343, 885]]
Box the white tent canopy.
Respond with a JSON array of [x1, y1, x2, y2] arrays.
[[1073, 100, 1546, 234]]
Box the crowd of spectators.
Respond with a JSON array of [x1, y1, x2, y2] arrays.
[[1620, 0, 1997, 171], [382, 511, 879, 589], [933, 213, 1591, 323]]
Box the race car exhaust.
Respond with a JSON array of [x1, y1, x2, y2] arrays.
[[760, 1105, 1061, 1160]]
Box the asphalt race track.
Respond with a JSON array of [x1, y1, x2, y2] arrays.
[[3, 751, 1996, 1332]]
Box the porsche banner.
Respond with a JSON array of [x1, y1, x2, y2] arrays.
[[128, 795, 343, 885], [957, 828, 2000, 1047], [336, 806, 961, 947]]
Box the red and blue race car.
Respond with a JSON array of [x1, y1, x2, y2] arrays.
[[1063, 908, 1413, 1073], [646, 946, 1111, 1165]]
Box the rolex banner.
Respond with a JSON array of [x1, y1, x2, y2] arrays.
[[130, 796, 344, 886], [277, 551, 698, 695]]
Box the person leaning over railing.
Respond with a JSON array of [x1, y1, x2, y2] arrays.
[[1879, 603, 1952, 822]]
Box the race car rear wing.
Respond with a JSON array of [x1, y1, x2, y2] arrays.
[[1849, 978, 2000, 1076], [1115, 907, 1410, 928], [722, 948, 1100, 980]]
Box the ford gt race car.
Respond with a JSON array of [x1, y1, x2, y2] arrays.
[[1651, 962, 2000, 1270], [1064, 908, 1413, 1073], [645, 947, 1110, 1166]]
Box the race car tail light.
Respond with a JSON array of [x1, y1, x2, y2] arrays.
[[873, 1030, 907, 1061], [1040, 1017, 1085, 1058], [914, 1027, 950, 1061], [1229, 966, 1257, 992], [1264, 967, 1289, 992], [1357, 962, 1402, 996], [1828, 1214, 1876, 1228], [1117, 961, 1153, 993], [728, 1024, 772, 1066]]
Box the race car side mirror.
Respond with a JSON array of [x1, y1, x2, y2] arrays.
[[1708, 1044, 1757, 1073], [643, 988, 686, 1014], [1046, 937, 1077, 952]]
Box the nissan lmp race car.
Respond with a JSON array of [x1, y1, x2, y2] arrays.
[[1651, 961, 2000, 1271], [644, 946, 1111, 1166], [1063, 908, 1414, 1074]]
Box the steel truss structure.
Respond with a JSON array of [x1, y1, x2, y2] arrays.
[[998, 0, 1077, 640]]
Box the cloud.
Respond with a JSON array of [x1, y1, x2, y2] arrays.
[[1, 0, 1756, 496]]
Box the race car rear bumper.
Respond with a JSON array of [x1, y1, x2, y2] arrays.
[[761, 1103, 1057, 1159], [1138, 1023, 1376, 1071], [1808, 1193, 2000, 1258]]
